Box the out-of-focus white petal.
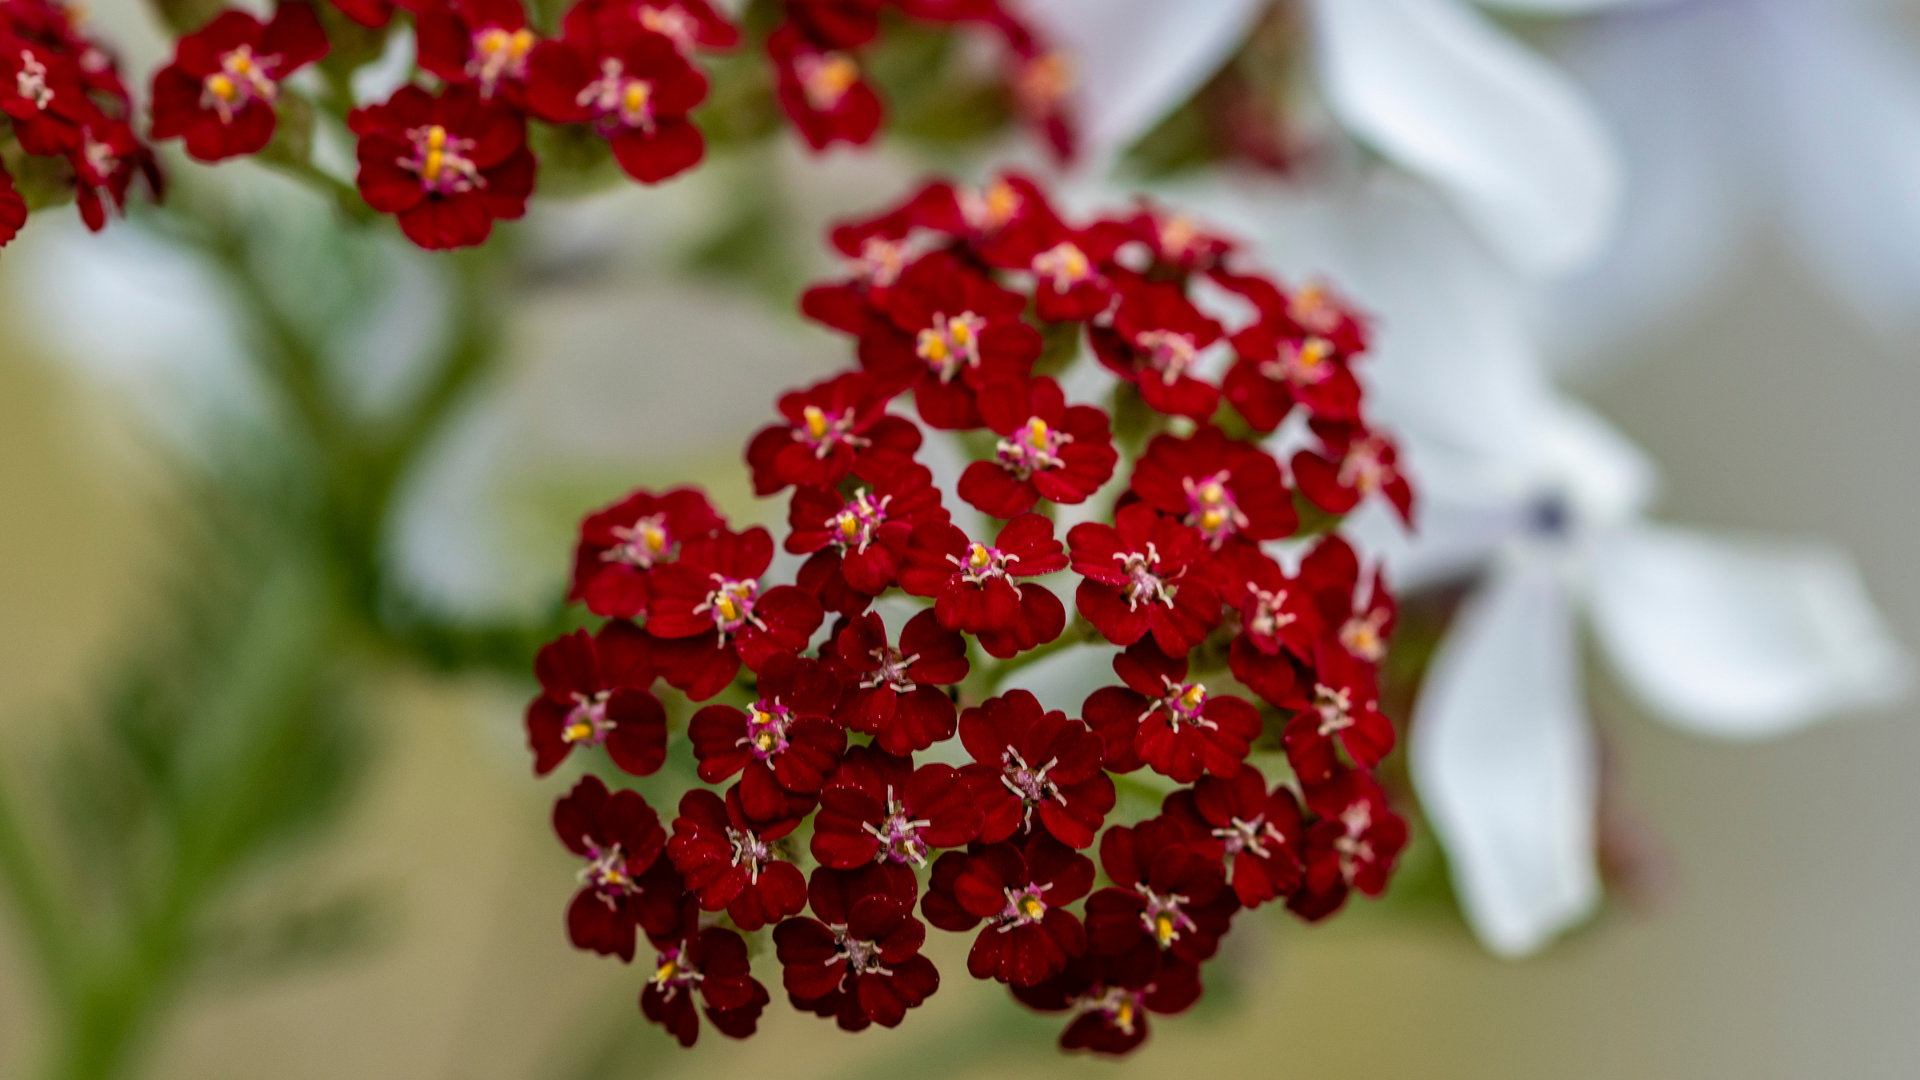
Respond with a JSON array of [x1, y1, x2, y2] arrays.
[[1474, 0, 1674, 12], [1535, 394, 1660, 527], [1586, 524, 1911, 739], [1412, 556, 1600, 957], [1755, 0, 1920, 330], [1016, 0, 1267, 164], [1532, 3, 1745, 374], [1309, 0, 1623, 276]]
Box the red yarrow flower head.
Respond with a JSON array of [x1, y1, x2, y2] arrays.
[[553, 774, 679, 961], [921, 832, 1094, 987], [569, 485, 724, 620], [1223, 547, 1325, 711], [415, 0, 540, 106], [812, 745, 982, 869], [1162, 766, 1304, 908], [899, 513, 1068, 658], [1080, 640, 1261, 783], [1067, 502, 1220, 658], [787, 460, 947, 614], [1129, 426, 1297, 585], [868, 251, 1042, 429], [666, 785, 807, 930], [1282, 640, 1396, 785], [767, 24, 881, 150], [908, 173, 1067, 272], [1030, 223, 1129, 322], [147, 4, 328, 162], [1302, 533, 1398, 664], [956, 689, 1114, 850], [525, 622, 665, 777], [746, 370, 922, 496], [1084, 816, 1236, 965], [1090, 283, 1223, 421], [642, 917, 772, 1045], [526, 18, 707, 184], [958, 376, 1117, 518], [68, 116, 156, 233], [687, 650, 845, 819], [827, 609, 968, 755], [1014, 952, 1203, 1056], [1291, 765, 1407, 920], [646, 526, 825, 700], [349, 84, 535, 250], [773, 863, 938, 1030], [1292, 418, 1415, 526], [1112, 203, 1236, 277]]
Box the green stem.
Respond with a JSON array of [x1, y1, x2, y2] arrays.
[[0, 772, 74, 1000], [979, 617, 1101, 695]]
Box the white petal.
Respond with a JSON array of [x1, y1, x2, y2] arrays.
[[1309, 0, 1623, 276], [1754, 0, 1920, 330], [1530, 3, 1746, 373], [1534, 394, 1660, 528], [1412, 556, 1600, 957], [1587, 524, 1911, 739], [1474, 0, 1674, 12], [1016, 0, 1267, 164]]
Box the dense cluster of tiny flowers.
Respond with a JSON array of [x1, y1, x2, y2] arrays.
[[0, 0, 158, 243], [528, 174, 1415, 1053], [0, 0, 1072, 249]]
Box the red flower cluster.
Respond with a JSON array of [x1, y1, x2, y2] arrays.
[[64, 0, 1069, 250], [0, 0, 158, 241], [526, 177, 1413, 1053]]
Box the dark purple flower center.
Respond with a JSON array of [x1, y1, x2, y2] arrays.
[[562, 690, 614, 746], [650, 943, 703, 997], [995, 881, 1050, 929], [1115, 545, 1172, 610], [727, 825, 774, 881], [863, 789, 932, 866], [999, 748, 1064, 827], [1135, 883, 1195, 948], [861, 643, 918, 693], [739, 700, 792, 761], [831, 925, 891, 975], [1212, 813, 1281, 860], [579, 840, 634, 899]]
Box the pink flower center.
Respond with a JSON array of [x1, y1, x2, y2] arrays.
[[1182, 471, 1247, 547], [739, 700, 792, 761], [863, 788, 932, 866], [1148, 680, 1215, 732], [855, 235, 908, 287], [1134, 883, 1195, 948], [727, 825, 774, 881], [948, 540, 1018, 587], [578, 840, 634, 900], [562, 690, 614, 745], [1244, 583, 1297, 641], [959, 179, 1022, 232], [831, 489, 891, 555], [402, 124, 486, 195], [831, 925, 891, 975], [1340, 609, 1389, 662], [15, 50, 53, 111], [1133, 329, 1198, 385], [994, 416, 1069, 480], [1032, 241, 1093, 292], [576, 57, 656, 132], [795, 49, 858, 111], [1157, 214, 1204, 262], [999, 748, 1065, 828], [468, 25, 534, 97], [650, 944, 704, 997], [861, 643, 919, 693], [698, 575, 763, 639], [1335, 802, 1376, 884], [604, 513, 672, 568], [995, 881, 1051, 929], [1080, 984, 1143, 1035], [1289, 283, 1343, 336], [1259, 336, 1334, 388], [1212, 813, 1282, 860], [1313, 683, 1355, 737], [1337, 436, 1393, 494], [796, 403, 865, 458], [915, 311, 986, 382], [1114, 544, 1172, 610], [638, 5, 700, 52], [1014, 50, 1073, 114], [201, 43, 282, 123]]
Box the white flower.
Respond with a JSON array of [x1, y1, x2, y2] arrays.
[[1162, 168, 1907, 957], [1540, 0, 1920, 362], [1016, 0, 1640, 274]]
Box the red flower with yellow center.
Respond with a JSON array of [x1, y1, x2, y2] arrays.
[[148, 4, 328, 162]]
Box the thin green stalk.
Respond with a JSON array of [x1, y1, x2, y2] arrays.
[[0, 773, 74, 1000]]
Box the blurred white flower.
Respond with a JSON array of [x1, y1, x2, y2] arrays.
[[1018, 0, 1637, 274], [1540, 0, 1920, 363], [1162, 168, 1907, 957]]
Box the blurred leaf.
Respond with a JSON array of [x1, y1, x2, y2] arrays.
[[199, 886, 394, 986]]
